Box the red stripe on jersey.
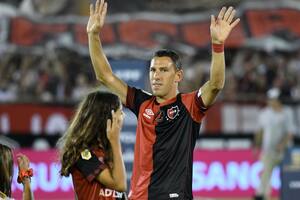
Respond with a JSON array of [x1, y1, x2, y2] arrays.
[[181, 91, 207, 123], [129, 99, 161, 200]]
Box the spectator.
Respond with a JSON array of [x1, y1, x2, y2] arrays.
[[253, 88, 296, 200], [0, 143, 34, 200]]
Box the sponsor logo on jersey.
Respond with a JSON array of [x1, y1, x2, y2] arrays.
[[143, 108, 154, 119], [167, 106, 180, 120], [169, 193, 179, 198], [143, 113, 151, 119], [145, 109, 154, 116], [99, 188, 123, 198]]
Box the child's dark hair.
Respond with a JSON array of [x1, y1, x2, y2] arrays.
[[58, 91, 120, 176]]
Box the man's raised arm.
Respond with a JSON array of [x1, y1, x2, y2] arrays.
[[87, 0, 128, 104], [200, 7, 240, 107]]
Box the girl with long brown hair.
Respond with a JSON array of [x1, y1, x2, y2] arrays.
[[0, 143, 34, 200], [58, 91, 127, 200]]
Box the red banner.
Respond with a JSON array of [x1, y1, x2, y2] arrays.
[[0, 103, 222, 134], [2, 5, 300, 53], [0, 104, 73, 134]]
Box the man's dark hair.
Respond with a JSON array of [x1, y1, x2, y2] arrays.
[[153, 49, 182, 70]]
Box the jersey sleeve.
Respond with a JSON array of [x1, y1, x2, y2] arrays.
[[125, 85, 152, 116], [181, 89, 208, 123], [75, 150, 108, 182]]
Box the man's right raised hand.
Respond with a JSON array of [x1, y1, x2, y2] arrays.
[[87, 0, 107, 34]]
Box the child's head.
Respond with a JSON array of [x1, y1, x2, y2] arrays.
[[59, 90, 121, 176], [0, 143, 13, 197]]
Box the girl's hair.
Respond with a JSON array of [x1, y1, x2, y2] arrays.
[[58, 90, 121, 176], [0, 144, 13, 197]]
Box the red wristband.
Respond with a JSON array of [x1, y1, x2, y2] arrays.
[[17, 168, 33, 184], [212, 43, 224, 53]]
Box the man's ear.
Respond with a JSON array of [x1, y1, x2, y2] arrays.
[[175, 70, 183, 83]]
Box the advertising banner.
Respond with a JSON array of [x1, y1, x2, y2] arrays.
[[11, 149, 280, 199]]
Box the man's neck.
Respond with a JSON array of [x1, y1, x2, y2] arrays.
[[156, 91, 179, 104]]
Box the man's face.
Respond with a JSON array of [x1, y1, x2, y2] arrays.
[[149, 56, 182, 99]]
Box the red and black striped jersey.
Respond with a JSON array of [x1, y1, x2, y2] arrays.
[[71, 148, 125, 200], [125, 86, 208, 200]]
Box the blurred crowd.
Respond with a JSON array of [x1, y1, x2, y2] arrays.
[[180, 49, 300, 103], [0, 49, 95, 103], [1, 47, 300, 103], [0, 0, 299, 103]]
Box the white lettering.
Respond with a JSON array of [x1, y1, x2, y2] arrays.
[[38, 163, 58, 191], [60, 174, 74, 191], [45, 114, 68, 135], [169, 193, 179, 198], [143, 113, 151, 119], [226, 161, 249, 190], [193, 162, 207, 190], [289, 181, 300, 189], [11, 158, 282, 195], [105, 189, 112, 196], [192, 161, 280, 192], [99, 189, 123, 197], [206, 161, 226, 190], [31, 114, 42, 135], [250, 161, 262, 189], [0, 113, 9, 134], [100, 189, 105, 196]]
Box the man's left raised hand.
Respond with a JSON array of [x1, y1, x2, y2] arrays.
[[210, 7, 240, 44]]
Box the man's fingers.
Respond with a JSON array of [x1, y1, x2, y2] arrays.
[[223, 6, 233, 21], [101, 2, 107, 22], [217, 7, 226, 20], [211, 15, 216, 26], [90, 4, 94, 16], [95, 0, 100, 13], [230, 18, 240, 29], [103, 2, 107, 16], [99, 0, 104, 14], [227, 9, 236, 23]]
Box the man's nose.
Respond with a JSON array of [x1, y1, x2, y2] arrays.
[[153, 71, 160, 79]]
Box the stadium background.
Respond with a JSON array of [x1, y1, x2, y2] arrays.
[[0, 0, 300, 199]]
